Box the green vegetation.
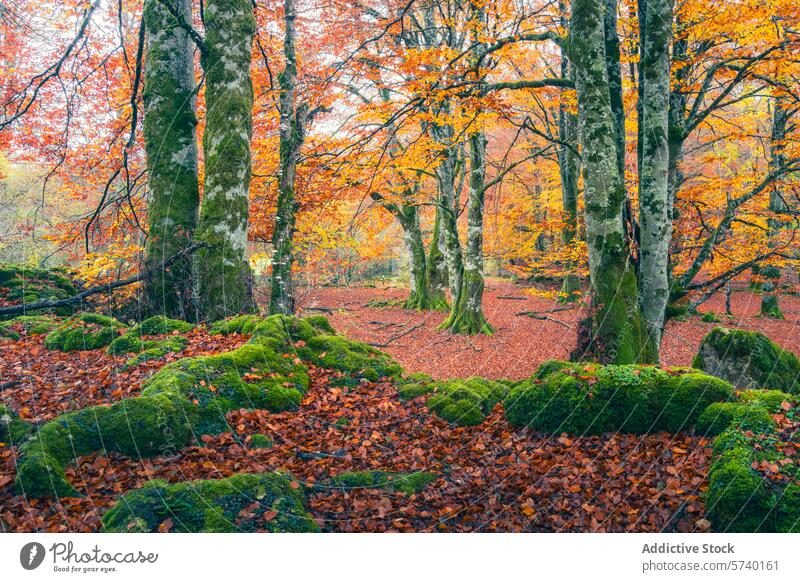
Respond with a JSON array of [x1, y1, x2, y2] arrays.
[[128, 315, 194, 336], [44, 313, 125, 351], [504, 362, 732, 435], [693, 327, 800, 393], [0, 404, 32, 443], [397, 375, 508, 426], [248, 434, 273, 450], [329, 471, 437, 494], [700, 311, 722, 323], [102, 472, 318, 532], [0, 265, 76, 318], [2, 315, 59, 335], [696, 402, 776, 436]]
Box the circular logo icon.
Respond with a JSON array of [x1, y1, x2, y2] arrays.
[[20, 542, 46, 570]]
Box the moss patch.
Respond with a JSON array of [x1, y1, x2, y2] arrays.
[[504, 362, 732, 435], [0, 404, 33, 444], [0, 265, 76, 318], [696, 402, 776, 437], [248, 434, 273, 450], [3, 315, 59, 335], [102, 472, 318, 532], [693, 327, 800, 393], [44, 313, 125, 351], [129, 316, 194, 336], [328, 471, 437, 495], [426, 378, 508, 426]]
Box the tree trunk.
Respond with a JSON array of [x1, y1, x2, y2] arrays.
[[269, 0, 304, 315], [761, 101, 789, 319], [195, 0, 256, 320], [603, 0, 625, 181], [558, 0, 581, 303], [425, 204, 450, 304], [440, 132, 493, 335], [570, 0, 655, 364], [141, 0, 199, 320], [637, 0, 673, 351], [398, 204, 448, 310]]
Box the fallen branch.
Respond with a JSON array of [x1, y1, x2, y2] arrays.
[[0, 243, 206, 318], [496, 295, 528, 300], [368, 321, 426, 347], [515, 306, 575, 317], [303, 306, 336, 314], [524, 314, 572, 329], [0, 380, 22, 391]]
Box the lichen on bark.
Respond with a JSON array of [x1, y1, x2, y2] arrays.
[[195, 0, 257, 320]]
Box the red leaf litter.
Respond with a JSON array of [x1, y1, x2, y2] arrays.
[[0, 282, 796, 533]]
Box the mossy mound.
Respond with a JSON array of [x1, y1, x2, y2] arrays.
[[693, 327, 800, 393], [101, 472, 318, 532], [208, 314, 265, 335], [700, 311, 722, 323], [248, 434, 273, 450], [0, 265, 76, 318], [738, 389, 795, 412], [128, 315, 194, 336], [504, 362, 733, 435], [2, 315, 59, 335], [15, 394, 199, 498], [397, 375, 508, 426], [44, 313, 125, 351], [122, 336, 190, 368], [328, 471, 437, 494], [0, 405, 33, 444], [0, 324, 19, 340], [696, 402, 776, 437]]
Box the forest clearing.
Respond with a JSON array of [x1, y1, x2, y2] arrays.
[[1, 0, 800, 551]]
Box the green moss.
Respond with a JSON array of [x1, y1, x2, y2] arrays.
[[209, 314, 265, 335], [693, 327, 800, 393], [0, 404, 32, 444], [426, 378, 508, 426], [130, 316, 194, 336], [696, 402, 776, 437], [15, 394, 200, 498], [44, 313, 125, 351], [102, 472, 318, 532], [739, 389, 795, 412], [329, 471, 437, 495], [334, 417, 350, 428], [4, 315, 59, 335], [294, 334, 402, 386], [0, 325, 19, 340], [701, 311, 722, 323], [248, 434, 273, 450], [504, 365, 732, 435], [775, 484, 800, 533], [706, 445, 776, 532], [0, 265, 77, 318], [123, 336, 189, 368]]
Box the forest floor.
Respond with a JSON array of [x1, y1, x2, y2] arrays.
[[1, 281, 796, 532]]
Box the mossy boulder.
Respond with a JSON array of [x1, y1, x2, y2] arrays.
[[696, 402, 776, 437], [128, 315, 194, 336], [44, 313, 125, 351], [426, 378, 508, 426], [504, 362, 733, 435], [739, 389, 795, 412], [122, 336, 189, 368], [208, 314, 265, 336], [0, 324, 19, 340], [0, 405, 33, 444], [693, 327, 800, 393], [0, 265, 76, 318], [328, 471, 437, 495], [3, 315, 59, 335], [101, 472, 318, 532], [248, 434, 273, 450], [15, 394, 199, 498]]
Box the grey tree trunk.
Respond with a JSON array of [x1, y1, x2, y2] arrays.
[[603, 0, 625, 181], [440, 131, 493, 334], [269, 0, 305, 315], [426, 205, 450, 303], [570, 0, 655, 364], [761, 101, 789, 318], [637, 0, 674, 351], [195, 0, 256, 320], [141, 0, 199, 320]]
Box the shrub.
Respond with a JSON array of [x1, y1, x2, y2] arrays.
[[101, 472, 318, 532], [44, 313, 124, 351], [504, 363, 732, 435], [693, 327, 800, 393]]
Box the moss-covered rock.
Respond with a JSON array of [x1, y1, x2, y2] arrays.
[[102, 472, 318, 532], [122, 336, 189, 368], [693, 327, 800, 393], [738, 389, 795, 412], [696, 402, 776, 437], [0, 324, 19, 340], [15, 394, 199, 498], [328, 471, 437, 495], [426, 378, 508, 426], [0, 404, 33, 444], [129, 315, 194, 336], [700, 311, 722, 323], [44, 313, 125, 351], [248, 434, 273, 450], [293, 335, 403, 387], [0, 265, 77, 318], [208, 314, 264, 336], [504, 362, 732, 435], [4, 315, 59, 335], [705, 444, 776, 532]]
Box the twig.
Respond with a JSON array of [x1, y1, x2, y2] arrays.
[[0, 243, 206, 318], [303, 306, 335, 314], [496, 295, 528, 300], [525, 314, 573, 329], [0, 380, 22, 391], [516, 306, 575, 316], [368, 321, 425, 347]]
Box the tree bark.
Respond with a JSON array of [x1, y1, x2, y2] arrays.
[[141, 0, 199, 320], [570, 0, 655, 364], [637, 0, 673, 351], [195, 0, 256, 320], [269, 0, 305, 315]]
